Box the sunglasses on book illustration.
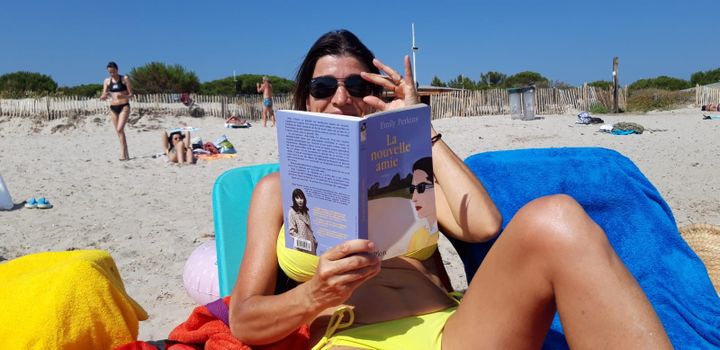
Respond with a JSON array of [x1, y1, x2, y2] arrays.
[[309, 74, 380, 99], [408, 182, 434, 194]]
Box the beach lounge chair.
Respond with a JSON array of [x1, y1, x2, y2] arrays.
[[212, 147, 720, 348]]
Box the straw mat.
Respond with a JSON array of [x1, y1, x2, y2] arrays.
[[680, 223, 720, 295]]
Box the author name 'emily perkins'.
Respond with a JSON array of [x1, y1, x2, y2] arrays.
[[379, 115, 419, 129]]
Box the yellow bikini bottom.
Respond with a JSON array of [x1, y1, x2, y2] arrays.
[[312, 292, 463, 350]]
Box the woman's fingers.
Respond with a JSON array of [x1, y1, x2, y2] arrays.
[[372, 58, 402, 82], [322, 239, 375, 261], [403, 55, 415, 86], [361, 72, 397, 91], [361, 56, 420, 111]]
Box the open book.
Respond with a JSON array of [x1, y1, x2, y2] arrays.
[[276, 104, 439, 259]]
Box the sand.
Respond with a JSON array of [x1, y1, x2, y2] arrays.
[[0, 107, 718, 339]]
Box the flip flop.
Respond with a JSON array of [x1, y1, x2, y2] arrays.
[[37, 197, 53, 209], [24, 197, 37, 209]]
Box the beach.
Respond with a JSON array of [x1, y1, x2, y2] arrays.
[[0, 107, 718, 339]]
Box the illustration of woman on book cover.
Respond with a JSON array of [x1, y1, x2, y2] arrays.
[[287, 188, 318, 254], [407, 157, 439, 252]]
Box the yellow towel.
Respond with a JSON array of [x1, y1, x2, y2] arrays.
[[0, 250, 148, 350]]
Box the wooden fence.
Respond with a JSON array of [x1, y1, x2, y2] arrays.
[[429, 85, 627, 119], [696, 85, 720, 106], [0, 94, 293, 121], [0, 86, 628, 120]]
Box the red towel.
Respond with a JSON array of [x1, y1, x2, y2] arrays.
[[116, 297, 309, 350]]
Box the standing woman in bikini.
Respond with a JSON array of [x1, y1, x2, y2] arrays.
[[101, 61, 133, 161]]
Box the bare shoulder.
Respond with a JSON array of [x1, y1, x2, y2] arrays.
[[251, 172, 283, 211], [255, 172, 281, 194]]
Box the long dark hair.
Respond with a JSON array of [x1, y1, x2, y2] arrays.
[[412, 157, 434, 183], [292, 29, 381, 110], [291, 188, 309, 214]]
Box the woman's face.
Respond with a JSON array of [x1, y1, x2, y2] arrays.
[[410, 169, 435, 220], [306, 55, 371, 117], [171, 134, 183, 145], [107, 67, 118, 76], [294, 195, 305, 207]]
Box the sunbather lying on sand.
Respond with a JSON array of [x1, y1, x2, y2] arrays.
[[162, 131, 195, 164]]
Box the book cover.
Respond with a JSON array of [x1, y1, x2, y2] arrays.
[[276, 104, 438, 259]]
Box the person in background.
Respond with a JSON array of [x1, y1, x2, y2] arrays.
[[162, 130, 195, 164], [101, 61, 133, 161], [256, 76, 275, 127]]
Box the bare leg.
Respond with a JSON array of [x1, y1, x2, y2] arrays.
[[442, 194, 671, 349], [176, 142, 187, 164], [262, 107, 268, 127], [185, 148, 195, 164], [110, 106, 130, 160], [270, 109, 276, 127]]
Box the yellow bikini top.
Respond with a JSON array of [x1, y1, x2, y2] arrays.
[[277, 225, 439, 283]]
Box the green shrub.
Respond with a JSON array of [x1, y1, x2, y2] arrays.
[[588, 80, 613, 89], [128, 62, 200, 94], [690, 68, 720, 86], [57, 84, 103, 97], [589, 103, 610, 114], [0, 71, 57, 97], [430, 76, 446, 87], [505, 71, 549, 88], [628, 76, 691, 91], [199, 74, 294, 96], [626, 89, 694, 112]]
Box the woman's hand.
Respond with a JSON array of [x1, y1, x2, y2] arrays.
[[361, 55, 419, 111], [305, 240, 381, 310]]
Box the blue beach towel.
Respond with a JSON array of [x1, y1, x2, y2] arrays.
[[452, 147, 720, 349]]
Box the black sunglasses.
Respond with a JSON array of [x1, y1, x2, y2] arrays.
[[408, 182, 434, 194], [309, 74, 378, 99]]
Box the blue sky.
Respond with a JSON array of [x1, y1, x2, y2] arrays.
[[2, 0, 718, 87]]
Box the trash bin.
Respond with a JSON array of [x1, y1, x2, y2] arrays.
[[507, 86, 536, 120], [508, 89, 523, 119], [522, 87, 535, 120]]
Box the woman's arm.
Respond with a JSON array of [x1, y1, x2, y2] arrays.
[[124, 75, 134, 98], [100, 79, 109, 100], [161, 132, 170, 155], [229, 173, 381, 345], [430, 130, 502, 242]]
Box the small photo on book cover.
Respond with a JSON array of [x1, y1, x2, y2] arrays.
[[286, 187, 318, 254]]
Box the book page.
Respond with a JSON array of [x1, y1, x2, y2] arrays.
[[277, 111, 361, 256]]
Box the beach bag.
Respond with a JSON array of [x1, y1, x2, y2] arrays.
[[214, 135, 237, 154], [0, 175, 13, 210]]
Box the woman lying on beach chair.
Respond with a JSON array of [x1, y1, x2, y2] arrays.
[[227, 29, 671, 349], [162, 130, 195, 164]]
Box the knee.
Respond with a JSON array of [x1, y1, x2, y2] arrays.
[[507, 194, 607, 254]]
